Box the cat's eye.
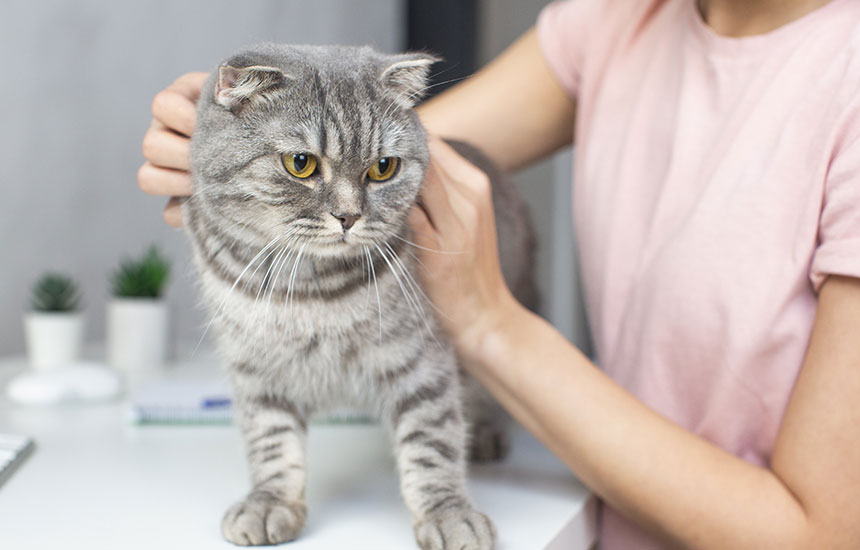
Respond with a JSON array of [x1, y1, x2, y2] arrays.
[[282, 153, 318, 179], [367, 157, 399, 182]]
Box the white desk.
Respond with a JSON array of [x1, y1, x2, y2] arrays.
[[0, 354, 596, 549]]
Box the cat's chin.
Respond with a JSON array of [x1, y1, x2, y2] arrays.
[[301, 237, 375, 259]]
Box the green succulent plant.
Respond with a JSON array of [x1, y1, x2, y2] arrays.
[[111, 246, 171, 298], [30, 273, 82, 312]]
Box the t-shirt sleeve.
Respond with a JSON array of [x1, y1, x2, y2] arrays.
[[809, 134, 860, 292], [536, 0, 601, 99]]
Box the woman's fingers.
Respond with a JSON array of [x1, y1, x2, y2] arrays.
[[141, 120, 191, 171], [140, 72, 207, 228], [151, 72, 208, 136], [426, 139, 484, 234], [166, 71, 208, 102], [151, 90, 197, 137], [407, 137, 511, 350], [419, 155, 460, 233], [137, 162, 192, 196], [162, 197, 185, 228], [408, 203, 440, 250], [428, 138, 492, 201]]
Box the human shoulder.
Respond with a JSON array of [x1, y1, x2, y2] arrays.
[[823, 13, 860, 150], [538, 0, 674, 70], [541, 0, 671, 37]]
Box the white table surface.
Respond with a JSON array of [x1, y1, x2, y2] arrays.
[[0, 353, 596, 550]]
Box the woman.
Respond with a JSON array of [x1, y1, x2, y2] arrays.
[[139, 0, 860, 547]]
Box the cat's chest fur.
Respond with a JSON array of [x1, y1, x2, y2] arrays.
[[191, 233, 443, 412]]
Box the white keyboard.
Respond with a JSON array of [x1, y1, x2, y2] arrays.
[[0, 433, 34, 488]]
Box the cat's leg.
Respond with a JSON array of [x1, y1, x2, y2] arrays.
[[460, 371, 511, 462], [383, 351, 496, 550], [221, 388, 308, 546]]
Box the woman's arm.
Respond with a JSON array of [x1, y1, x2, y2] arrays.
[[411, 139, 860, 549], [418, 28, 575, 171]]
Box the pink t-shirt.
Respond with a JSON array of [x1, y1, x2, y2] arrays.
[[537, 0, 860, 547]]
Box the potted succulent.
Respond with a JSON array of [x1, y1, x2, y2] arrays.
[[106, 246, 171, 375], [25, 273, 84, 370]]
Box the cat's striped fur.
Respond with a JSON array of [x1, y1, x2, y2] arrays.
[[185, 44, 536, 550]]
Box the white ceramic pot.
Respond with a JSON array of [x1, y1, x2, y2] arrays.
[[106, 298, 169, 377], [24, 312, 85, 370]]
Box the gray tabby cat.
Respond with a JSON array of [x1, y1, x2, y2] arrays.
[[184, 43, 536, 549]]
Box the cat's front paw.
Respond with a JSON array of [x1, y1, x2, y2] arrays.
[[221, 489, 306, 546], [414, 508, 496, 550]]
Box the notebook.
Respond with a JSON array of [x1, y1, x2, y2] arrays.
[[0, 433, 34, 488], [128, 377, 372, 425], [128, 378, 233, 424]]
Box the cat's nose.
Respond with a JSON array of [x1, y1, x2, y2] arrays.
[[332, 212, 361, 230]]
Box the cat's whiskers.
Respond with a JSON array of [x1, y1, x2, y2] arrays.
[[240, 224, 303, 350], [259, 245, 288, 361], [402, 247, 455, 323], [406, 76, 469, 103], [383, 241, 437, 317], [360, 246, 372, 313], [364, 245, 383, 344], [277, 233, 309, 329], [390, 233, 465, 255], [278, 249, 299, 324], [242, 237, 294, 346], [286, 242, 310, 329], [425, 65, 460, 85], [261, 234, 301, 363], [380, 241, 444, 350], [270, 234, 304, 302], [193, 234, 282, 357], [378, 243, 436, 348], [374, 243, 424, 344]]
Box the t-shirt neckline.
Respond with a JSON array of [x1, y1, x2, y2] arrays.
[[687, 0, 846, 57]]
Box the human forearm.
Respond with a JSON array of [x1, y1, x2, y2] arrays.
[[466, 302, 813, 549], [416, 28, 575, 172]]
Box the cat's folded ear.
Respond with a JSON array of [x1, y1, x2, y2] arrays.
[[215, 65, 290, 112], [380, 53, 441, 110]]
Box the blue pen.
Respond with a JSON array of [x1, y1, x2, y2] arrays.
[[202, 397, 232, 409]]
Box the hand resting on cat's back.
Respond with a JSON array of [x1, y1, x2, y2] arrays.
[[182, 43, 537, 549]]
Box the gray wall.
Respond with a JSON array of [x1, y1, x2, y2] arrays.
[[0, 0, 403, 355]]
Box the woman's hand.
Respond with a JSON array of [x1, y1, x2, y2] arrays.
[[409, 138, 522, 359], [138, 72, 208, 227]]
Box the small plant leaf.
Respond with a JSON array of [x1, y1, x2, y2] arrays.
[[111, 245, 171, 298], [30, 273, 82, 312]]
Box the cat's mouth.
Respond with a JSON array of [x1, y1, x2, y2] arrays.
[[297, 231, 382, 257]]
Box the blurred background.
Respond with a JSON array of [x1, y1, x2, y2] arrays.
[[0, 0, 590, 358]]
